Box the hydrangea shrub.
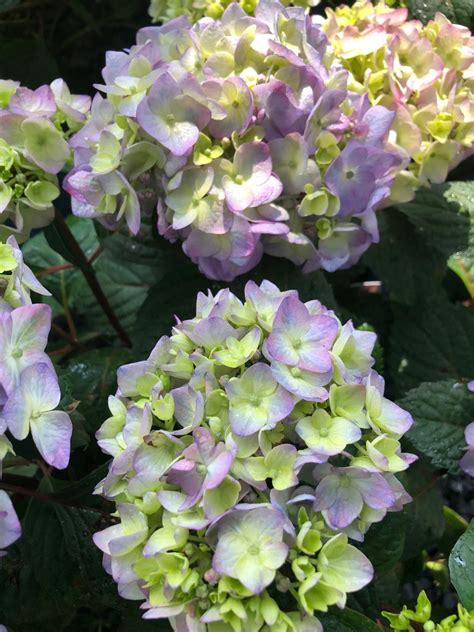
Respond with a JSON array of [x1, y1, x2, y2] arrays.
[[0, 0, 473, 630], [94, 280, 415, 629]]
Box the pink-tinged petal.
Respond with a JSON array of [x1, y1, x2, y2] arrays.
[[271, 361, 331, 401], [206, 449, 234, 490], [3, 363, 61, 440], [250, 174, 283, 208], [24, 362, 61, 410], [313, 474, 364, 529], [305, 315, 339, 349], [272, 295, 309, 335], [298, 343, 333, 374], [362, 106, 395, 145], [190, 427, 215, 463], [117, 361, 149, 397], [30, 410, 72, 469], [166, 120, 201, 157], [234, 142, 272, 185], [465, 422, 474, 447], [143, 605, 185, 620], [0, 490, 21, 549], [10, 303, 52, 351], [379, 399, 413, 435], [3, 386, 30, 440], [222, 176, 254, 212], [265, 384, 295, 423], [356, 472, 395, 509], [171, 385, 204, 427], [460, 449, 474, 477], [187, 317, 235, 350]]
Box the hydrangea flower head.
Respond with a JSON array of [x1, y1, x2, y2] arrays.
[[94, 280, 415, 629], [0, 80, 90, 241], [325, 0, 474, 203], [67, 0, 404, 280]]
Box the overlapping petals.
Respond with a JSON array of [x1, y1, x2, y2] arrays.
[[325, 0, 474, 203], [93, 280, 414, 630], [0, 237, 72, 552], [0, 80, 90, 241], [67, 0, 404, 279]]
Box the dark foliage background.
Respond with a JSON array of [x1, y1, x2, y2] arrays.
[[0, 0, 473, 631]]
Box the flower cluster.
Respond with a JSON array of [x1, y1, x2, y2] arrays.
[[383, 590, 474, 631], [0, 79, 90, 241], [65, 0, 404, 280], [0, 236, 73, 551], [94, 280, 415, 630], [149, 0, 318, 24], [324, 0, 474, 203]]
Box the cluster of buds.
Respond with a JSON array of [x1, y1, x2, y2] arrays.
[[324, 0, 474, 203], [65, 0, 404, 281], [0, 80, 90, 241], [94, 280, 415, 630], [149, 0, 318, 24], [0, 236, 73, 552], [383, 590, 474, 631]]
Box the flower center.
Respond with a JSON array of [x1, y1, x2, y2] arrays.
[[11, 348, 23, 359], [196, 463, 207, 475], [345, 170, 355, 180], [248, 544, 260, 555], [319, 427, 329, 438]]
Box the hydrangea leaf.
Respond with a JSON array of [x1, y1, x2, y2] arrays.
[[449, 521, 474, 610], [399, 380, 474, 472]]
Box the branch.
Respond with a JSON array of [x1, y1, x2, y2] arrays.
[[0, 480, 112, 518], [52, 210, 131, 347]]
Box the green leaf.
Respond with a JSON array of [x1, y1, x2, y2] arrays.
[[24, 216, 165, 338], [395, 183, 473, 260], [64, 347, 131, 429], [389, 302, 474, 395], [0, 496, 105, 630], [133, 260, 211, 358], [24, 215, 98, 305], [44, 218, 90, 271], [449, 520, 474, 609], [361, 512, 407, 575], [400, 460, 446, 559], [319, 608, 382, 632], [0, 38, 59, 87], [0, 0, 20, 12], [408, 0, 474, 28], [399, 380, 474, 472], [363, 208, 446, 305]]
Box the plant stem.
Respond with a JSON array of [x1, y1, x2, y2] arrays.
[[53, 210, 131, 347], [0, 480, 110, 516]]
